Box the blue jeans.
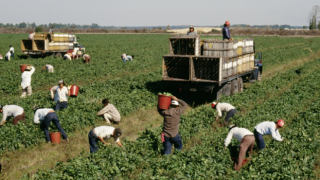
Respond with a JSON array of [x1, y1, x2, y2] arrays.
[[163, 133, 183, 155], [254, 68, 259, 80], [123, 58, 126, 62], [225, 109, 236, 123], [88, 130, 99, 153], [254, 129, 265, 150], [41, 112, 68, 142], [11, 53, 14, 57], [55, 101, 68, 111]]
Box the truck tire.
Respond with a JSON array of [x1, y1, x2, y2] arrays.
[[55, 53, 62, 58], [238, 78, 243, 92], [231, 80, 238, 95], [223, 84, 231, 96]]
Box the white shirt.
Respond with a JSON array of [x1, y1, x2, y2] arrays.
[[50, 86, 59, 102], [21, 67, 35, 89], [121, 54, 127, 60], [5, 51, 11, 57], [224, 127, 253, 147], [94, 126, 120, 142], [45, 64, 53, 70], [33, 108, 54, 124], [255, 121, 283, 141], [64, 54, 71, 60], [55, 86, 68, 102], [29, 33, 35, 39], [1, 105, 24, 123], [9, 47, 14, 53], [216, 103, 235, 117]]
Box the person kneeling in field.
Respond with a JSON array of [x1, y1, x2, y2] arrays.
[[224, 125, 255, 171], [88, 126, 123, 153], [33, 105, 69, 143], [254, 119, 285, 150], [212, 102, 236, 127], [0, 105, 26, 126], [42, 64, 54, 73], [83, 54, 90, 64], [158, 96, 188, 155], [96, 98, 121, 124]]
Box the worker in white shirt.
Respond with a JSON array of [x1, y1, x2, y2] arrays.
[[0, 105, 26, 126], [33, 105, 69, 143], [121, 54, 127, 62], [5, 51, 12, 61], [88, 126, 123, 153], [50, 86, 59, 102], [54, 79, 71, 111], [21, 65, 35, 98], [254, 120, 285, 150], [212, 102, 236, 126], [29, 32, 35, 40], [42, 64, 54, 73], [63, 53, 71, 60], [83, 54, 90, 64], [0, 54, 3, 60], [224, 125, 255, 171], [96, 98, 121, 124], [9, 45, 14, 58]]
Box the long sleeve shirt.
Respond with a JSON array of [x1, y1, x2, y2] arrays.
[[5, 51, 11, 60], [216, 103, 235, 117], [9, 47, 14, 53], [187, 31, 197, 35], [255, 121, 283, 141], [94, 126, 120, 142], [222, 26, 231, 40], [45, 64, 53, 70], [1, 105, 24, 123], [55, 86, 69, 102], [158, 99, 188, 138], [224, 127, 253, 147], [96, 104, 121, 122], [29, 33, 35, 39], [50, 86, 59, 102], [34, 108, 54, 124], [21, 67, 35, 89]]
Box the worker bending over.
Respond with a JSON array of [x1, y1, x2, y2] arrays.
[[0, 54, 3, 60], [76, 47, 84, 57], [223, 21, 233, 41], [53, 79, 70, 111], [187, 25, 197, 35], [88, 126, 122, 153], [83, 54, 90, 64], [158, 96, 188, 155], [224, 125, 255, 171], [212, 102, 236, 126], [21, 65, 35, 98], [254, 120, 285, 150], [96, 98, 121, 124], [0, 105, 26, 126], [5, 51, 13, 61], [50, 86, 59, 102], [42, 64, 54, 73], [33, 106, 69, 143], [9, 45, 14, 58], [64, 53, 71, 60]]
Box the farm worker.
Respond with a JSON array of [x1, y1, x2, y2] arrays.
[[187, 25, 197, 35], [158, 96, 188, 155], [63, 53, 71, 60], [254, 59, 262, 80], [88, 126, 123, 153], [212, 102, 236, 126], [21, 65, 35, 98], [126, 55, 134, 61], [71, 51, 79, 60], [224, 125, 255, 171], [96, 98, 121, 124], [0, 54, 3, 60], [54, 79, 71, 111], [76, 47, 84, 57], [9, 45, 14, 57], [42, 64, 54, 73], [83, 54, 90, 64], [0, 105, 26, 126], [121, 54, 127, 62], [29, 32, 35, 40], [254, 120, 285, 150], [33, 105, 69, 143], [5, 51, 12, 61], [223, 21, 233, 41], [50, 86, 59, 102]]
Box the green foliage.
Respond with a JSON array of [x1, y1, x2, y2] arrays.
[[35, 26, 43, 33]]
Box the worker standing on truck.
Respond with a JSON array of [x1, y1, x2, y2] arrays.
[[9, 45, 14, 58], [158, 96, 188, 155], [5, 51, 12, 61], [42, 64, 54, 73], [88, 126, 123, 153], [187, 25, 197, 35], [29, 32, 35, 40], [254, 120, 285, 150], [21, 65, 35, 98], [33, 105, 69, 143], [54, 79, 71, 111], [223, 21, 233, 41], [50, 86, 59, 102], [0, 105, 26, 126], [212, 102, 236, 126], [96, 98, 121, 124], [224, 125, 255, 171], [83, 54, 90, 64]]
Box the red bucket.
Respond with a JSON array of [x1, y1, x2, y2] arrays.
[[158, 95, 172, 110], [70, 85, 80, 97], [20, 64, 27, 72], [49, 132, 61, 144]]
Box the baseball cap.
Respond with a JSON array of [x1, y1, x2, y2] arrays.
[[58, 79, 64, 84], [171, 100, 179, 106], [114, 128, 122, 138]]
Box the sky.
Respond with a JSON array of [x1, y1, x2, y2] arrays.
[[0, 0, 318, 27]]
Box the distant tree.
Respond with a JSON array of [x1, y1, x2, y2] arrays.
[[31, 22, 36, 28], [309, 5, 320, 30], [166, 25, 170, 30], [303, 26, 307, 29], [18, 22, 27, 28], [309, 14, 317, 30], [35, 26, 43, 32], [71, 23, 76, 29], [318, 22, 320, 30]]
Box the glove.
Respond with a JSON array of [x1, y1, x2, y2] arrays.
[[67, 85, 72, 90]]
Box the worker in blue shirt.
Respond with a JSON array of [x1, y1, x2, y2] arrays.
[[254, 59, 262, 80], [222, 21, 233, 41]]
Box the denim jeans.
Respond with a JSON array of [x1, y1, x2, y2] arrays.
[[88, 129, 99, 153], [11, 53, 14, 57], [254, 68, 259, 80], [163, 133, 183, 155], [225, 109, 236, 123], [41, 112, 68, 142], [254, 129, 265, 150], [123, 58, 126, 62], [55, 101, 68, 111]]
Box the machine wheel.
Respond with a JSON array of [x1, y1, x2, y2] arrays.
[[55, 52, 62, 58], [222, 83, 231, 96], [238, 77, 243, 92], [231, 80, 239, 95]]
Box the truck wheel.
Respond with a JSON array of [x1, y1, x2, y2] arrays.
[[231, 80, 238, 95], [238, 78, 243, 92], [223, 84, 231, 96], [55, 53, 62, 58]]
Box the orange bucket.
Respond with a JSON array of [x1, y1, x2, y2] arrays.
[[158, 95, 172, 110], [70, 85, 80, 97], [20, 64, 27, 72], [49, 132, 61, 144]]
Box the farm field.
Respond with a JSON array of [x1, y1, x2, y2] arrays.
[[0, 34, 320, 179]]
